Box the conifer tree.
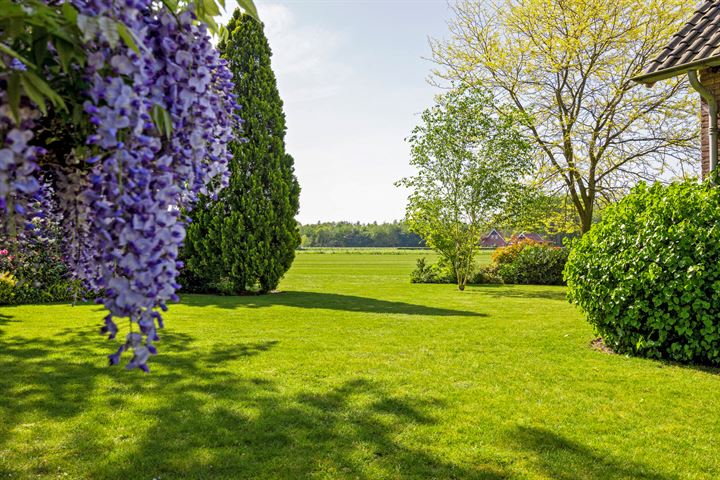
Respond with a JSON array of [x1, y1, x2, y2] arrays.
[[183, 10, 300, 294]]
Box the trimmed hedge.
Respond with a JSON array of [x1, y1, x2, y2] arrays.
[[565, 181, 720, 365]]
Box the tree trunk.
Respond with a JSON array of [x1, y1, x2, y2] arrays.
[[579, 195, 594, 234]]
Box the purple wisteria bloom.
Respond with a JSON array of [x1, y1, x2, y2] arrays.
[[1, 0, 240, 372]]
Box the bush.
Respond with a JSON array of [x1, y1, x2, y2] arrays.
[[0, 246, 85, 305], [410, 241, 567, 286], [492, 240, 568, 285], [492, 239, 539, 265], [565, 181, 720, 366], [410, 257, 454, 284], [470, 266, 503, 284], [0, 272, 16, 304], [496, 244, 568, 285]]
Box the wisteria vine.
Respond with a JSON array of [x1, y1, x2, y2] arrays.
[[0, 0, 240, 371]]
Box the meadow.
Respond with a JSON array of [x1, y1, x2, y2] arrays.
[[1, 249, 718, 479]]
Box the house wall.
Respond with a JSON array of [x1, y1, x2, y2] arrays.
[[700, 67, 720, 178]]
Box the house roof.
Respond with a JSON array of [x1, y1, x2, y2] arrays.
[[518, 232, 544, 242], [634, 0, 720, 85], [481, 229, 507, 246]]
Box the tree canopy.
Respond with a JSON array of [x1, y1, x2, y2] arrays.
[[397, 87, 532, 289], [431, 0, 698, 232]]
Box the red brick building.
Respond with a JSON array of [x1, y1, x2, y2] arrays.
[[634, 0, 720, 178], [480, 229, 507, 248], [511, 232, 546, 244]]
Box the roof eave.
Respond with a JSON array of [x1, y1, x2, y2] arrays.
[[632, 56, 720, 86]]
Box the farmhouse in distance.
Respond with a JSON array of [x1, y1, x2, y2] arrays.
[[480, 230, 549, 248]]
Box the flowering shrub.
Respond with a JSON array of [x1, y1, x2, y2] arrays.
[[0, 242, 83, 305], [0, 0, 254, 371], [0, 271, 16, 304], [491, 239, 539, 265]]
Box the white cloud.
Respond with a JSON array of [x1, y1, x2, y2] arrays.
[[220, 2, 351, 104]]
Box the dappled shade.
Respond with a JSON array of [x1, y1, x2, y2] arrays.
[[0, 326, 503, 479]]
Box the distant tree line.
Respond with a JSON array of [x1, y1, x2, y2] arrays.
[[299, 222, 425, 248]]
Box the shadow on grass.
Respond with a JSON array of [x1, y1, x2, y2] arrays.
[[509, 426, 676, 480], [0, 328, 504, 479], [465, 285, 568, 302], [94, 377, 505, 479], [0, 313, 15, 338], [182, 290, 487, 317]]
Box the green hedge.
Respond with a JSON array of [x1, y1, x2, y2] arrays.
[[495, 243, 568, 285], [0, 248, 85, 306], [565, 181, 720, 365]]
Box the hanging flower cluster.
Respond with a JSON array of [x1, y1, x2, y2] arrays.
[[0, 0, 239, 371], [0, 90, 45, 232]]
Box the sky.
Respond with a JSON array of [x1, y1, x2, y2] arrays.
[[220, 0, 454, 224]]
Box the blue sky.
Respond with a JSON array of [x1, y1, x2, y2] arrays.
[[221, 0, 453, 224]]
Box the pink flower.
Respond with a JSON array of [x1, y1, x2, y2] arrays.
[[0, 249, 8, 256]]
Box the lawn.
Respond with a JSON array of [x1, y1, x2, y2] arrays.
[[1, 250, 718, 479]]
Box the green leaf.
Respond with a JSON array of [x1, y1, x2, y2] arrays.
[[0, 43, 36, 69], [162, 107, 173, 138], [237, 0, 259, 20], [217, 25, 229, 42], [151, 104, 173, 138], [55, 39, 74, 73], [31, 30, 49, 68], [23, 71, 66, 112], [7, 73, 21, 124], [161, 0, 179, 13], [61, 2, 78, 24], [97, 16, 119, 48], [116, 21, 140, 54], [76, 14, 98, 42], [202, 0, 221, 17], [19, 76, 48, 115]]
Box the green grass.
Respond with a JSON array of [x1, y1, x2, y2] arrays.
[[1, 250, 719, 479]]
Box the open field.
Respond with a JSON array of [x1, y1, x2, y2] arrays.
[[1, 250, 719, 479]]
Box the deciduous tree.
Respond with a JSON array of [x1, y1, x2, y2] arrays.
[[397, 88, 531, 290], [431, 0, 698, 232]]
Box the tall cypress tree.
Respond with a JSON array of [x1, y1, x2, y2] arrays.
[[183, 10, 300, 294]]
